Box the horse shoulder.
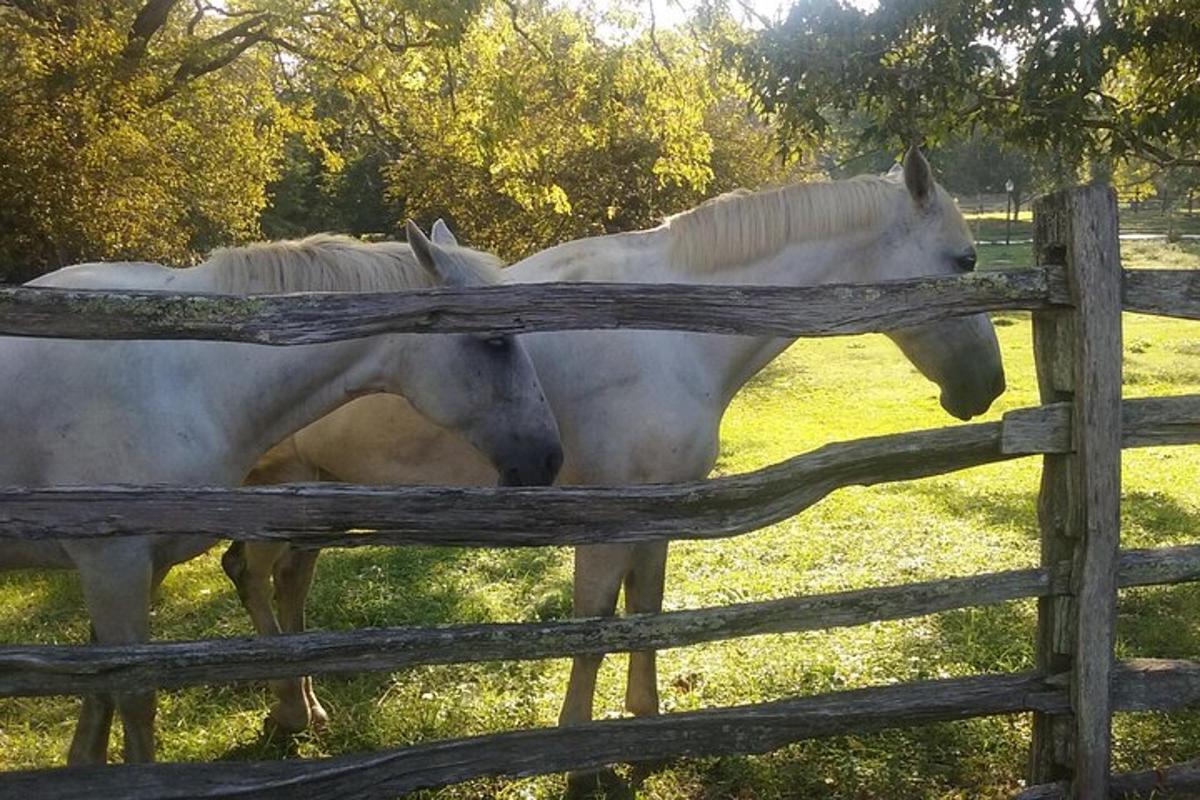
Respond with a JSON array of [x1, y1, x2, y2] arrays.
[[528, 332, 720, 485]]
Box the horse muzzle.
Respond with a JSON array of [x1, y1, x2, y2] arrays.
[[498, 442, 564, 487], [940, 367, 1007, 421]]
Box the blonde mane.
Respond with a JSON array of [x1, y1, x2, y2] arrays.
[[202, 234, 503, 294], [664, 175, 907, 274]]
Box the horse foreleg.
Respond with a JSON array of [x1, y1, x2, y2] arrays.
[[66, 626, 115, 765], [559, 543, 629, 727], [223, 541, 312, 734], [70, 541, 156, 763], [622, 541, 667, 717], [274, 546, 327, 728], [561, 544, 633, 799]]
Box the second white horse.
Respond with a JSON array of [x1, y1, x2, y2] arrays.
[[228, 149, 1005, 773]]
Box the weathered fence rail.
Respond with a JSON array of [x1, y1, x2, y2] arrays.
[[1122, 268, 1200, 320], [0, 267, 1066, 341], [2, 660, 1198, 800], [1017, 757, 1200, 799], [0, 394, 1198, 548], [4, 544, 1200, 698], [4, 265, 1196, 345], [2, 184, 1199, 798]]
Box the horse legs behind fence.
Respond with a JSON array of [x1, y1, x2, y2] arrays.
[[222, 542, 314, 734], [227, 447, 327, 734], [66, 625, 115, 764], [623, 541, 668, 718], [274, 546, 327, 728], [65, 540, 157, 764], [561, 543, 634, 797], [560, 543, 628, 727]]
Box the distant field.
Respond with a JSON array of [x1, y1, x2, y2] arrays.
[[964, 206, 1200, 246], [1, 234, 1199, 798], [967, 207, 1200, 272]]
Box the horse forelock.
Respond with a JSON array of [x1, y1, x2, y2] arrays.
[[663, 175, 911, 274], [202, 234, 503, 294]]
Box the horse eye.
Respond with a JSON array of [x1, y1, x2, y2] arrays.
[[955, 252, 977, 272]]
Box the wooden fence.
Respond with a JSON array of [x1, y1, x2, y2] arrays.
[[2, 184, 1200, 798]]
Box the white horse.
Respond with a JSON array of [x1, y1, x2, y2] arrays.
[[225, 148, 1006, 780], [0, 223, 562, 765]]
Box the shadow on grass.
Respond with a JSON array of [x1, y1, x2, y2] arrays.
[[898, 483, 1038, 540], [0, 569, 88, 644], [1119, 583, 1200, 660], [632, 719, 1028, 800], [1121, 489, 1200, 548], [897, 482, 1200, 551], [209, 544, 569, 762]]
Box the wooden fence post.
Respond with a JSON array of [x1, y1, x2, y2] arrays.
[[1028, 185, 1123, 797]]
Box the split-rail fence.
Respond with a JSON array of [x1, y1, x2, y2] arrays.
[[2, 184, 1200, 798]]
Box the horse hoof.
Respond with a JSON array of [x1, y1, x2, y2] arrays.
[[263, 708, 309, 737], [307, 702, 330, 730]]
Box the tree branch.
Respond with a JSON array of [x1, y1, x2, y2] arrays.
[[156, 14, 273, 102], [124, 0, 180, 62], [646, 0, 674, 71]]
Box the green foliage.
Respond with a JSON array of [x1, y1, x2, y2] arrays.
[[736, 0, 1200, 171], [385, 4, 795, 259], [0, 2, 311, 279], [0, 1, 796, 276]]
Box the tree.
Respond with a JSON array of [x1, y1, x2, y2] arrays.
[[0, 0, 799, 278], [0, 0, 482, 280], [734, 0, 1200, 171], [302, 1, 805, 260]]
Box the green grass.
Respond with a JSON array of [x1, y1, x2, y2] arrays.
[[2, 239, 1200, 797]]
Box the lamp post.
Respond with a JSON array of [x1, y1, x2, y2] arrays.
[[1005, 178, 1015, 246]]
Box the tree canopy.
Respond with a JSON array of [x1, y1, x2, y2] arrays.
[[0, 0, 794, 278], [736, 0, 1200, 169], [2, 0, 1197, 281]]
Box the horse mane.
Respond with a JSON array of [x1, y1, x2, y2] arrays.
[[202, 234, 503, 293], [663, 175, 910, 274]]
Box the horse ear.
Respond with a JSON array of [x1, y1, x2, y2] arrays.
[[430, 218, 459, 246], [406, 220, 473, 287], [903, 145, 934, 207], [884, 162, 904, 179]]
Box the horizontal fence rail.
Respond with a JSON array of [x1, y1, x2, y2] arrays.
[[0, 267, 1195, 344], [2, 544, 1199, 697], [0, 269, 1068, 342], [1123, 268, 1200, 320], [3, 659, 1198, 799], [1018, 757, 1200, 799], [0, 395, 1197, 546]]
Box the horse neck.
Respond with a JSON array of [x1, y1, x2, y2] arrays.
[[700, 233, 883, 404], [171, 258, 419, 467], [208, 336, 404, 475], [511, 226, 882, 408]]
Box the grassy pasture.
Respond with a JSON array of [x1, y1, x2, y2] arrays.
[[1, 233, 1200, 798]]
